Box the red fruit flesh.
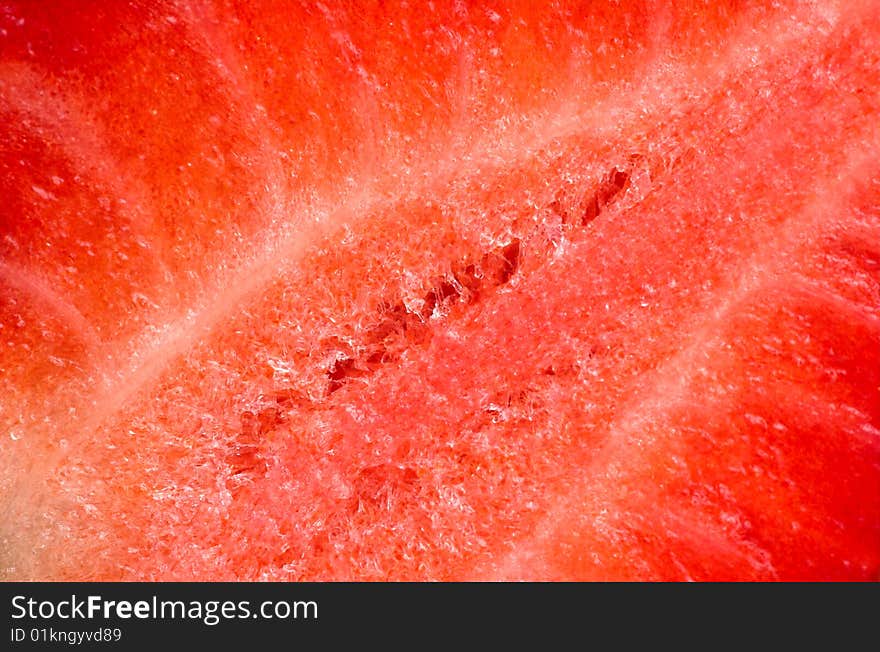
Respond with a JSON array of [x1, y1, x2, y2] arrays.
[[1, 1, 878, 580]]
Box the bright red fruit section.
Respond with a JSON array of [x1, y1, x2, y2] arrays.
[[1, 1, 878, 580]]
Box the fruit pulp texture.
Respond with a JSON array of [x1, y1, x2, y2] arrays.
[[1, 1, 878, 580]]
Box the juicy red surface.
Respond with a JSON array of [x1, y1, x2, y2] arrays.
[[1, 1, 878, 580]]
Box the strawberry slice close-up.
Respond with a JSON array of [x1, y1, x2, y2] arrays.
[[1, 0, 878, 581]]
